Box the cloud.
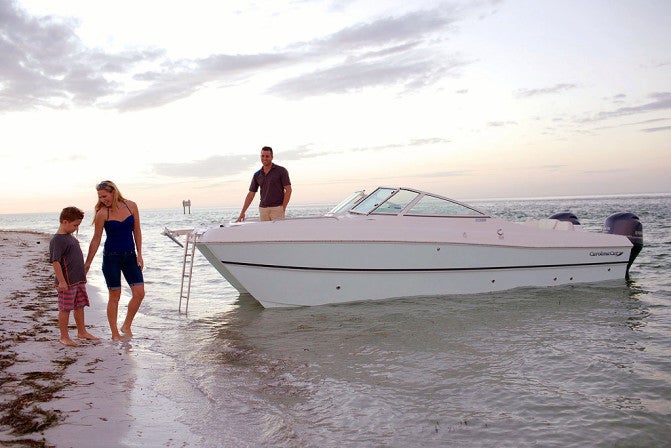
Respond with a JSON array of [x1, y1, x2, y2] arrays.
[[267, 54, 462, 99], [150, 138, 450, 180], [538, 165, 567, 171], [127, 9, 468, 105], [346, 138, 451, 153], [152, 155, 256, 178], [268, 10, 467, 98], [151, 147, 318, 178], [424, 170, 472, 178], [487, 121, 517, 127], [515, 83, 578, 98], [605, 93, 627, 104], [589, 92, 671, 122], [641, 125, 671, 133], [116, 52, 295, 111], [1, 2, 474, 112], [575, 92, 671, 125], [302, 9, 456, 52], [0, 1, 164, 111], [408, 137, 451, 145]]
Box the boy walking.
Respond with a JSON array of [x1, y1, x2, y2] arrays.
[[49, 206, 99, 346]]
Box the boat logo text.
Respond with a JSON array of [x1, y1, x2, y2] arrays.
[[589, 250, 624, 257]]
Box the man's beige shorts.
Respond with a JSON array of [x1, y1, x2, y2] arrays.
[[259, 206, 285, 221]]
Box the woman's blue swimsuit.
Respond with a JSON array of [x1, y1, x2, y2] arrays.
[[101, 203, 144, 290]]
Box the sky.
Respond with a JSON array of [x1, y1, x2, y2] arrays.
[[1, 0, 670, 214]]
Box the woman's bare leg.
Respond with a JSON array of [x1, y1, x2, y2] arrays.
[[107, 289, 124, 340], [120, 284, 145, 338]]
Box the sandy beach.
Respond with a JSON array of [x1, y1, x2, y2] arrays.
[[0, 230, 189, 448]]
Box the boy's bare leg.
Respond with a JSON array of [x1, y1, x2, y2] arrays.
[[107, 289, 126, 340], [58, 310, 78, 346], [73, 307, 100, 340], [120, 284, 145, 338]]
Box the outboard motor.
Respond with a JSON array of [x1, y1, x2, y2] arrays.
[[549, 212, 581, 226], [602, 212, 643, 278]]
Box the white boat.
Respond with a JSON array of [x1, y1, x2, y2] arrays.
[[195, 187, 643, 308]]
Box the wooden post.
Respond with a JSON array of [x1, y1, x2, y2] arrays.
[[182, 199, 191, 214]]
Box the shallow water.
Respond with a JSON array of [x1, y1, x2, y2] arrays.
[[2, 194, 670, 447]]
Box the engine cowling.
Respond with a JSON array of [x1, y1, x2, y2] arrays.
[[602, 212, 643, 278]]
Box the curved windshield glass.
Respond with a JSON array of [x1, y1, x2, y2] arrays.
[[350, 188, 396, 214], [372, 189, 419, 215], [406, 194, 485, 216], [326, 191, 366, 216]]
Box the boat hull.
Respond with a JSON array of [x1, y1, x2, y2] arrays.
[[196, 239, 631, 307]]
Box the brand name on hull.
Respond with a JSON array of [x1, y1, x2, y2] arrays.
[[589, 250, 624, 257]]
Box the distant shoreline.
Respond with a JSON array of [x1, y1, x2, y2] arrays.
[[1, 191, 670, 216]]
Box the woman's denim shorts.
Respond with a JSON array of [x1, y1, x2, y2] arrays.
[[102, 251, 144, 290]]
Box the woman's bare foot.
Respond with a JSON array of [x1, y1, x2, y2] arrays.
[[59, 337, 79, 346], [111, 332, 129, 341], [120, 326, 133, 338], [77, 331, 101, 341]]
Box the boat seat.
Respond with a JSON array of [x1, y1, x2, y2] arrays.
[[524, 219, 575, 231]]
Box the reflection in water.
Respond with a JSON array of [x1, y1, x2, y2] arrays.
[[150, 283, 669, 447]]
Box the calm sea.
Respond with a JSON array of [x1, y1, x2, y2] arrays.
[[2, 194, 670, 447]]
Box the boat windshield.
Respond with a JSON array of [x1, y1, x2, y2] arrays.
[[350, 187, 487, 217], [405, 194, 485, 216], [325, 191, 366, 216], [370, 189, 419, 214], [349, 188, 397, 214]]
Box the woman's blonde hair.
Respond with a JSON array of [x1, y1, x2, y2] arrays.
[[94, 180, 127, 214]]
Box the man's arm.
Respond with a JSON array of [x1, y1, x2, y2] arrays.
[[282, 185, 292, 211], [236, 191, 256, 222]]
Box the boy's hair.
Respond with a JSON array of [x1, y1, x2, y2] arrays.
[[60, 206, 85, 222]]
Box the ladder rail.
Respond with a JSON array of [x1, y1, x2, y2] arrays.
[[184, 232, 198, 314], [177, 230, 198, 314]]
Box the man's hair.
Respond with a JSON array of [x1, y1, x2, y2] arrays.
[[261, 146, 273, 155], [60, 206, 84, 222]]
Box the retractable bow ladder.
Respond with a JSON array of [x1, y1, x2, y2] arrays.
[[161, 228, 198, 313]]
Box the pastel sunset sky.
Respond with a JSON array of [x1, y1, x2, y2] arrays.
[[1, 0, 669, 213]]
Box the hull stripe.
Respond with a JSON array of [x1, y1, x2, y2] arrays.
[[219, 260, 628, 272]]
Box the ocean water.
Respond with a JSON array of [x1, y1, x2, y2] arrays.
[[1, 194, 670, 447]]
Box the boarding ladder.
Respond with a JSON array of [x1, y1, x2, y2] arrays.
[[161, 228, 197, 314]]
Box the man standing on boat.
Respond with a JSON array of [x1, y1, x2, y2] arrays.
[[236, 146, 292, 222]]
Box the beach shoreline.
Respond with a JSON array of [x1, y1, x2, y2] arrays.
[[0, 230, 142, 447]]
